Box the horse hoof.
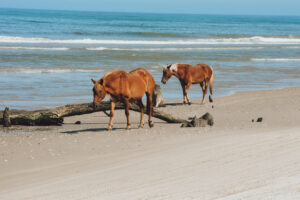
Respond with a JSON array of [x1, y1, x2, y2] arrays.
[[138, 124, 144, 128], [126, 125, 131, 130], [149, 122, 154, 128], [209, 95, 213, 103], [107, 126, 112, 131], [188, 102, 191, 105]]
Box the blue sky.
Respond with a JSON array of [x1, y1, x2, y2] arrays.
[[1, 0, 300, 15]]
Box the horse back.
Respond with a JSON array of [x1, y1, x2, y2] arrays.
[[102, 70, 129, 98], [179, 64, 212, 83], [129, 68, 155, 95], [103, 69, 155, 100]]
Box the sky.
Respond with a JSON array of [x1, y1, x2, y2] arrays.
[[1, 0, 300, 16]]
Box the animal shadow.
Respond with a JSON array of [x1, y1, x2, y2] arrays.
[[61, 128, 108, 134]]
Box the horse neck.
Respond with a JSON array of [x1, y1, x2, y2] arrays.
[[173, 67, 184, 79]]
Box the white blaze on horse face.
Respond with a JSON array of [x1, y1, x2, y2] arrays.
[[169, 64, 178, 72]]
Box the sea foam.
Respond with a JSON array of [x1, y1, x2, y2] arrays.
[[0, 46, 69, 50], [251, 58, 300, 62], [1, 35, 300, 45], [0, 68, 104, 74]]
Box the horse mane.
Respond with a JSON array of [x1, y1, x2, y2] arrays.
[[164, 64, 178, 72], [169, 64, 178, 72]]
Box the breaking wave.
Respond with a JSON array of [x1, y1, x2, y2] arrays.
[[0, 68, 104, 74], [0, 46, 69, 50], [251, 58, 300, 62], [1, 35, 300, 45]]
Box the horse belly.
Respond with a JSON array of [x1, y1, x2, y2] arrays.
[[128, 79, 146, 99], [191, 68, 205, 83], [130, 85, 146, 98], [189, 73, 203, 83]]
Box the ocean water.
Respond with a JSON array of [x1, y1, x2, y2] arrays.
[[1, 8, 300, 110]]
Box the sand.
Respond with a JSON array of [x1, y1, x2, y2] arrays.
[[0, 87, 300, 200]]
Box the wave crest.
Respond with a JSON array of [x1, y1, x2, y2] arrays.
[[1, 35, 300, 45], [0, 68, 104, 74]]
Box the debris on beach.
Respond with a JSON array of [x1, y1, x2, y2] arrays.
[[3, 107, 11, 127], [153, 84, 164, 107], [181, 112, 214, 127], [252, 117, 263, 123], [257, 117, 263, 122], [75, 121, 81, 124], [252, 117, 263, 122], [0, 101, 186, 126]]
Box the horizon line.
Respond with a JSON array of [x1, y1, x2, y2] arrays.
[[1, 7, 300, 17]]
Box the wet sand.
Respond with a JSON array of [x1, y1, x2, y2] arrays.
[[1, 87, 300, 200]]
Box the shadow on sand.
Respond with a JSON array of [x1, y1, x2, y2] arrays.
[[162, 102, 200, 106], [61, 128, 109, 134], [61, 125, 146, 134]]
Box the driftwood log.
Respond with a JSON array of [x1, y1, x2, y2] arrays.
[[181, 112, 214, 127], [0, 101, 187, 126]]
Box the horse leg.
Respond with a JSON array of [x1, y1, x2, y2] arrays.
[[137, 99, 144, 128], [201, 79, 209, 104], [200, 81, 205, 93], [108, 101, 116, 131], [146, 93, 154, 128], [124, 99, 131, 130], [180, 81, 187, 104], [185, 81, 192, 105]]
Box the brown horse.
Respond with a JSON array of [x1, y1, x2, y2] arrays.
[[92, 68, 155, 130], [161, 63, 214, 105]]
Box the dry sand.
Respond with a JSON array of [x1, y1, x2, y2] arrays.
[[1, 87, 300, 200]]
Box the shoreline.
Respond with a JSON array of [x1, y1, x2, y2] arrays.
[[1, 86, 300, 134], [1, 85, 300, 112], [1, 86, 300, 199]]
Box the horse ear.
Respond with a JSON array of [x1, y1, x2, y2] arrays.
[[99, 79, 104, 85], [167, 64, 171, 70], [91, 79, 96, 84]]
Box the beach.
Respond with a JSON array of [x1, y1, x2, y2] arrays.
[[1, 87, 300, 200]]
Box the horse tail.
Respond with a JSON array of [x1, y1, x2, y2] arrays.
[[209, 65, 214, 95], [144, 70, 155, 117]]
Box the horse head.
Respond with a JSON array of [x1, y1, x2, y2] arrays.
[[161, 64, 177, 84], [91, 78, 106, 108]]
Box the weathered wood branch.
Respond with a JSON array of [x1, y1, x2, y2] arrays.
[[3, 107, 11, 127], [1, 101, 187, 126]]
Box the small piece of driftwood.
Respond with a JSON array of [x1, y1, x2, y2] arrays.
[[153, 84, 164, 107], [256, 117, 263, 122], [0, 101, 187, 126], [181, 112, 214, 127], [3, 107, 11, 127]]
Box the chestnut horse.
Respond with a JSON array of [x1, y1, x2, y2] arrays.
[[92, 68, 155, 130], [161, 63, 214, 105]]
